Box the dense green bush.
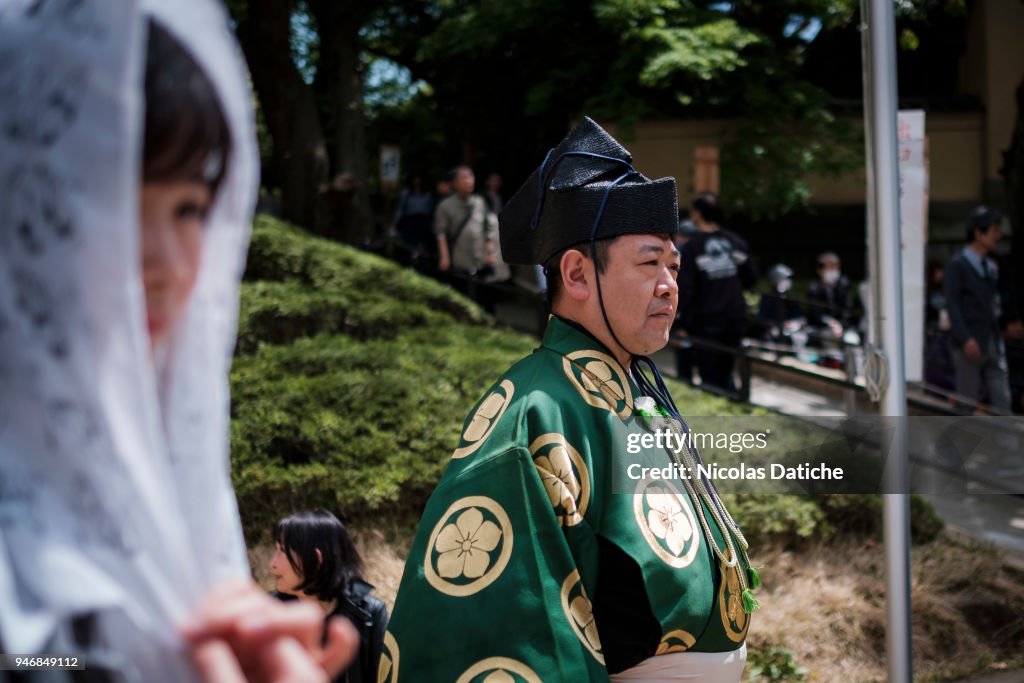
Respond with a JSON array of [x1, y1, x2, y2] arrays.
[[230, 215, 944, 549], [231, 216, 534, 540]]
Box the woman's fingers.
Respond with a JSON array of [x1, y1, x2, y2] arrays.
[[183, 580, 359, 682], [233, 599, 326, 654], [180, 581, 268, 642], [319, 616, 360, 678], [261, 636, 331, 683], [183, 580, 321, 652], [191, 638, 247, 683]]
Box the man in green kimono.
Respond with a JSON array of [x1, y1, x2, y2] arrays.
[[383, 118, 757, 683]]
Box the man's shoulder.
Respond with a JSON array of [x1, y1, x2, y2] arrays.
[[945, 253, 974, 279], [947, 250, 970, 267], [717, 227, 749, 249], [437, 194, 460, 211], [488, 347, 575, 407]]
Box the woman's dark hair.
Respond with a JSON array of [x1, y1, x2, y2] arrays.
[[273, 509, 364, 602], [143, 20, 231, 195]]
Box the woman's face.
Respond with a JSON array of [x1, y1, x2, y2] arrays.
[[268, 541, 304, 595], [139, 181, 211, 348]]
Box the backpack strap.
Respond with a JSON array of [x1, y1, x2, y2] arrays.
[[449, 196, 479, 251]]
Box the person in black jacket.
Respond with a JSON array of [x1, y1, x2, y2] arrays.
[[677, 192, 757, 392], [806, 251, 858, 339], [944, 206, 1011, 412], [270, 510, 389, 683], [756, 263, 804, 342]]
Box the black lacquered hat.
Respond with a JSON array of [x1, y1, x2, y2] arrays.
[[498, 117, 678, 266]]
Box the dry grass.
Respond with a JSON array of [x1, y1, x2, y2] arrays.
[[248, 528, 1024, 682], [747, 531, 1024, 682]]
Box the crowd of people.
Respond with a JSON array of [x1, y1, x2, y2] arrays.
[[396, 159, 1021, 416]]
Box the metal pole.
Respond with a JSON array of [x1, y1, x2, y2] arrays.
[[860, 1, 913, 681]]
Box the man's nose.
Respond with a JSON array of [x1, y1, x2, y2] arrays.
[[657, 268, 678, 295]]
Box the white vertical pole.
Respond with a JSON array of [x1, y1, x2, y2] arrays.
[[860, 0, 913, 681]]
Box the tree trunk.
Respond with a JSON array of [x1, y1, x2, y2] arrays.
[[311, 0, 376, 246], [1002, 78, 1024, 313], [234, 0, 329, 231]]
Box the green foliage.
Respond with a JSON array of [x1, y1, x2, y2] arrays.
[[232, 215, 532, 540], [746, 645, 809, 682], [231, 215, 946, 551], [637, 20, 760, 88], [817, 494, 944, 545], [723, 494, 831, 545], [909, 493, 944, 544]]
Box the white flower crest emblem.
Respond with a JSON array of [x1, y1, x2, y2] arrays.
[[570, 595, 602, 652], [482, 672, 515, 683], [535, 446, 580, 514], [646, 487, 693, 557], [434, 507, 502, 579]]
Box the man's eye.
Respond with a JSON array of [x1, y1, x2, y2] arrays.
[[670, 264, 681, 272]]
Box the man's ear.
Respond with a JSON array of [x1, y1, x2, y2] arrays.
[[315, 548, 323, 568], [560, 249, 591, 301]]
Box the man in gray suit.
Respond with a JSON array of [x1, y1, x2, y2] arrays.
[[944, 206, 1011, 412]]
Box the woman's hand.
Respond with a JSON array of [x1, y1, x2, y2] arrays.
[[182, 580, 359, 683]]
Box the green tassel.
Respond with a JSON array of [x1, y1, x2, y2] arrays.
[[741, 589, 760, 614], [748, 566, 762, 590]]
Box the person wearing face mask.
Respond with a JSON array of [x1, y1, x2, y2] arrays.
[[0, 4, 355, 681], [756, 264, 804, 343], [806, 252, 857, 340]]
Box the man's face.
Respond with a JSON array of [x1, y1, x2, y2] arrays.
[[454, 168, 475, 196], [597, 234, 680, 356], [818, 256, 841, 284], [977, 224, 1001, 252]]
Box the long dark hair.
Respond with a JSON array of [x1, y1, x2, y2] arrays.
[[273, 509, 364, 602], [143, 19, 231, 195]]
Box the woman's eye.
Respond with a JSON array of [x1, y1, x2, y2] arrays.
[[174, 201, 207, 221]]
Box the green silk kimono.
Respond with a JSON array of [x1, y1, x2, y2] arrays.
[[382, 316, 751, 682]]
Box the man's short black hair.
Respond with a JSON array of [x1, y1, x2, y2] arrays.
[[965, 205, 1002, 243], [692, 191, 724, 225], [273, 509, 364, 602], [816, 251, 840, 269], [545, 238, 614, 306], [143, 20, 231, 195]]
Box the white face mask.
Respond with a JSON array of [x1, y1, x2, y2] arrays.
[[822, 268, 841, 286], [777, 278, 792, 293]]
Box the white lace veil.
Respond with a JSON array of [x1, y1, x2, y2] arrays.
[[0, 0, 257, 678]]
